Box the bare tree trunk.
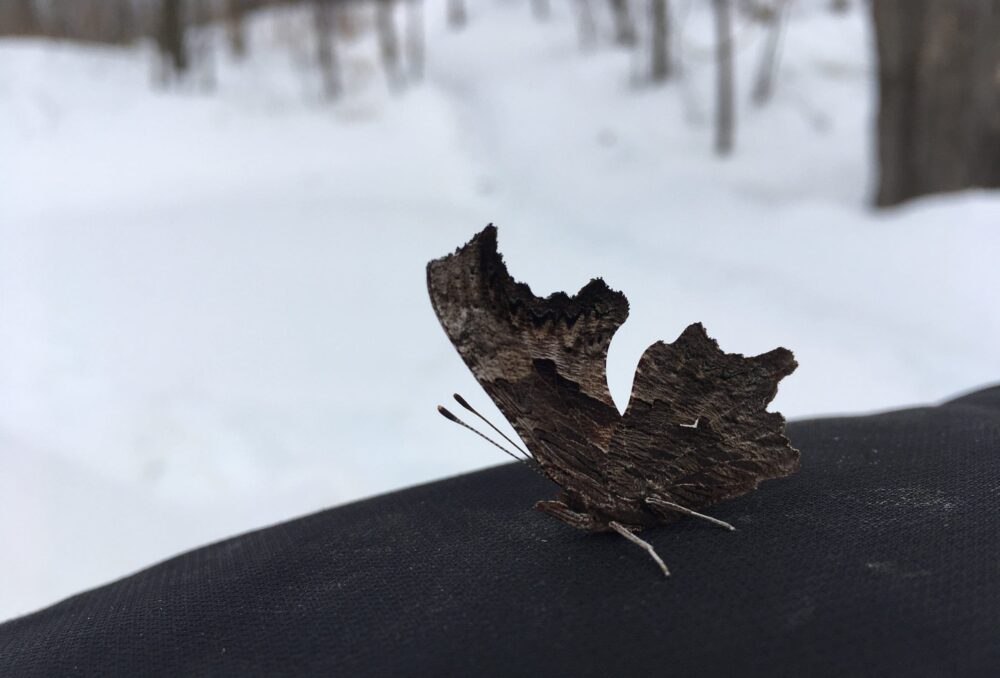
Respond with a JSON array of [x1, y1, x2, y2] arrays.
[[872, 0, 1000, 206], [159, 0, 188, 78], [447, 0, 466, 29], [314, 0, 342, 100], [608, 0, 636, 46], [751, 0, 787, 106], [80, 0, 133, 44], [3, 0, 41, 36], [51, 2, 71, 39], [189, 0, 215, 91], [80, 0, 101, 41], [116, 0, 137, 44], [650, 0, 671, 82], [375, 0, 403, 89], [712, 0, 735, 155], [574, 0, 597, 49], [226, 0, 248, 58], [405, 0, 425, 82]]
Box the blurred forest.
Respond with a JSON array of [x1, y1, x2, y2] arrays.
[[1, 0, 998, 204]]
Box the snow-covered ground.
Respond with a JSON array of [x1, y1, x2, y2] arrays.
[[1, 0, 998, 621]]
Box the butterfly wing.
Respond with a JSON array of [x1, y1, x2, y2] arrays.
[[605, 323, 800, 517], [427, 226, 626, 502], [429, 227, 799, 532]]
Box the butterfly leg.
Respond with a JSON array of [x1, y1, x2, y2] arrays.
[[535, 500, 600, 530], [645, 497, 736, 532], [608, 521, 670, 577]]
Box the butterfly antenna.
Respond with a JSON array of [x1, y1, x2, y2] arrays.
[[437, 406, 531, 465], [437, 406, 550, 482], [453, 393, 533, 460]]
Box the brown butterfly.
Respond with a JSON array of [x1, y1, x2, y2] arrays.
[[428, 226, 799, 576]]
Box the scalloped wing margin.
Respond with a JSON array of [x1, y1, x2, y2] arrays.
[[426, 225, 628, 493], [604, 323, 800, 519]]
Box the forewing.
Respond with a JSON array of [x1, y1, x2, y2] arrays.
[[427, 226, 626, 496], [605, 323, 799, 513]]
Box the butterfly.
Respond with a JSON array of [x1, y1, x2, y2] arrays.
[[427, 225, 799, 576]]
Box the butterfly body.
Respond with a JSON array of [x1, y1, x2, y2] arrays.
[[428, 226, 799, 535]]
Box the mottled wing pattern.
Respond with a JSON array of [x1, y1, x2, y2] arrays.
[[605, 323, 800, 525], [426, 226, 627, 502], [428, 226, 799, 533]]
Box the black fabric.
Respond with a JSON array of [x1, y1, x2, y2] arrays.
[[3, 386, 1000, 677]]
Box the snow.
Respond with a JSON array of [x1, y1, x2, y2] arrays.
[[1, 0, 998, 621]]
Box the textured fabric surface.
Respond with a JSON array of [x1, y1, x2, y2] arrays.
[[2, 386, 999, 677]]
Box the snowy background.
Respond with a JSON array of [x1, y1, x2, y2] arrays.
[[2, 0, 998, 621]]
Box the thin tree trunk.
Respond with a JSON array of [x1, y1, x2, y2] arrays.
[[314, 0, 341, 100], [608, 0, 636, 46], [189, 0, 215, 91], [98, 0, 134, 44], [751, 0, 787, 106], [872, 0, 1000, 206], [159, 0, 188, 77], [226, 0, 248, 58], [650, 0, 671, 82], [574, 0, 597, 49], [712, 0, 735, 155], [405, 0, 424, 81], [375, 0, 403, 89], [447, 0, 466, 29], [6, 0, 41, 36]]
